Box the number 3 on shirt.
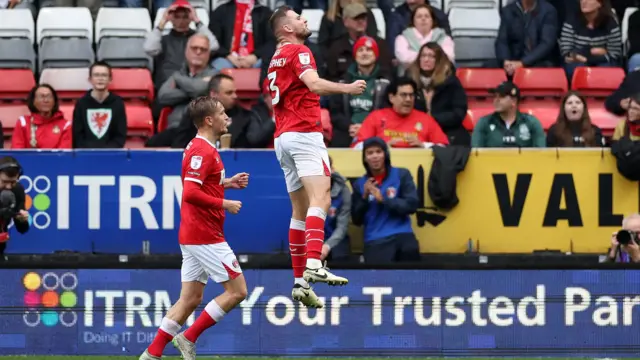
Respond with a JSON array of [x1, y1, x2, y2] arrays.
[[267, 72, 280, 105]]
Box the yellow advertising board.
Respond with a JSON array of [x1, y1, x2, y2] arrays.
[[328, 148, 639, 254]]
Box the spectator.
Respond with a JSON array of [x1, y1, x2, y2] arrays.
[[606, 213, 640, 263], [612, 92, 640, 141], [351, 137, 420, 264], [546, 91, 605, 147], [354, 77, 449, 148], [322, 156, 352, 262], [286, 0, 326, 15], [387, 0, 450, 54], [395, 4, 455, 70], [120, 0, 170, 10], [559, 0, 622, 80], [328, 36, 391, 147], [471, 82, 546, 148], [605, 69, 640, 115], [12, 85, 71, 149], [326, 3, 393, 81], [626, 8, 640, 72], [406, 42, 469, 145], [144, 0, 218, 87], [495, 0, 559, 77], [318, 0, 378, 57], [157, 34, 216, 129], [72, 61, 127, 149], [209, 0, 273, 72]]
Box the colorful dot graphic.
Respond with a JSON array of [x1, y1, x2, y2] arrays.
[[20, 176, 53, 230], [60, 292, 77, 308], [23, 272, 41, 291], [22, 272, 79, 328]]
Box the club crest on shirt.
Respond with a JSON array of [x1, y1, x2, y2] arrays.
[[298, 52, 311, 65], [87, 109, 112, 139], [328, 206, 337, 217], [190, 155, 203, 169], [386, 187, 397, 199], [415, 122, 423, 131], [232, 259, 240, 270]]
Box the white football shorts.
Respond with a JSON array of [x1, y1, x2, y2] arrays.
[[180, 242, 243, 284], [274, 132, 331, 193]]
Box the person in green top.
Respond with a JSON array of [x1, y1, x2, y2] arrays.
[[471, 81, 546, 148]]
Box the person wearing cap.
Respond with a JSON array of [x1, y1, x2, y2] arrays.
[[209, 0, 275, 71], [144, 0, 219, 87], [326, 3, 393, 81], [471, 82, 546, 148], [318, 0, 379, 57], [328, 35, 392, 147]]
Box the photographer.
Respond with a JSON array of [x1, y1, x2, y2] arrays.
[[0, 156, 29, 256], [606, 213, 640, 263]]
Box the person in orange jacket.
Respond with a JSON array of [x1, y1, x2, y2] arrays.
[[12, 84, 72, 150], [353, 77, 449, 149]]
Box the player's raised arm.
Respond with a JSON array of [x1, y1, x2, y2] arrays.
[[300, 70, 367, 96]]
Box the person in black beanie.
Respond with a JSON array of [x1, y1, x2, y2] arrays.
[[0, 156, 29, 256]]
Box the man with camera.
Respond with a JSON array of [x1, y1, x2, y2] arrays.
[[607, 213, 640, 263], [0, 156, 29, 256]]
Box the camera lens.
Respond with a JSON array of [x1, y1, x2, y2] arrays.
[[617, 230, 633, 245]]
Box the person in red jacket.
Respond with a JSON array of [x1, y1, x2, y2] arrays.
[[12, 84, 72, 149], [353, 77, 449, 149]]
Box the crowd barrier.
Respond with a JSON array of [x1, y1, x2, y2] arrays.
[[2, 268, 639, 356], [2, 148, 637, 255]]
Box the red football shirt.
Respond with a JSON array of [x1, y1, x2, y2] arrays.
[[267, 43, 322, 138], [179, 136, 226, 245]]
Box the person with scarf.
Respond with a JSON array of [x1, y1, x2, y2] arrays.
[[209, 0, 274, 71], [12, 84, 72, 149], [612, 93, 640, 141]]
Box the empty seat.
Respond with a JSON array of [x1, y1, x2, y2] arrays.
[[521, 107, 557, 130], [58, 103, 74, 121], [0, 38, 36, 71], [220, 68, 261, 99], [110, 68, 154, 103], [513, 68, 568, 98], [449, 8, 500, 37], [571, 67, 625, 97], [154, 8, 211, 34], [39, 38, 95, 70], [126, 104, 154, 137], [40, 68, 91, 100], [446, 0, 498, 11], [457, 68, 506, 96], [0, 104, 29, 137], [466, 107, 494, 125], [0, 69, 36, 100], [37, 7, 93, 44], [301, 9, 324, 41], [371, 8, 385, 39], [98, 38, 153, 70], [0, 9, 35, 44], [95, 8, 152, 43], [454, 37, 496, 68], [589, 107, 624, 137]]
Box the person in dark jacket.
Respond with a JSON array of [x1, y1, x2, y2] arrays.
[[209, 0, 274, 71], [495, 0, 559, 76], [605, 69, 640, 116], [0, 157, 29, 256], [318, 0, 379, 59], [387, 0, 450, 54], [329, 36, 391, 147], [351, 137, 420, 264], [322, 157, 352, 261], [325, 3, 393, 81], [406, 42, 469, 145], [546, 91, 605, 147], [626, 9, 640, 72], [72, 61, 127, 149]]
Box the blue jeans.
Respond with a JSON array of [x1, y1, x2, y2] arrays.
[[286, 0, 327, 13], [119, 0, 171, 9], [211, 57, 263, 72], [628, 53, 640, 73], [563, 61, 617, 83]]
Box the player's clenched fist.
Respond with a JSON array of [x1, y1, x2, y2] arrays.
[[223, 200, 242, 214], [347, 80, 367, 95]]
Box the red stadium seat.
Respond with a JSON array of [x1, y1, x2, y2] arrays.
[[110, 68, 155, 103], [520, 107, 558, 130], [220, 68, 261, 100], [465, 107, 494, 125], [40, 68, 91, 100], [589, 106, 624, 137], [0, 69, 36, 101], [571, 67, 625, 97], [0, 104, 29, 137], [59, 103, 74, 121], [513, 68, 568, 98], [126, 104, 154, 138], [456, 68, 507, 97], [157, 107, 172, 133]]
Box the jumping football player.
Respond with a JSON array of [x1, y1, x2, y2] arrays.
[[267, 6, 367, 308], [139, 96, 249, 360]]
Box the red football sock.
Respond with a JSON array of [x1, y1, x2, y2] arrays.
[[289, 219, 307, 278], [184, 300, 226, 343], [305, 207, 326, 261], [147, 317, 181, 357]]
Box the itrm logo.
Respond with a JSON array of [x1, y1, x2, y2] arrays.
[[22, 271, 78, 327], [19, 175, 52, 230]]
